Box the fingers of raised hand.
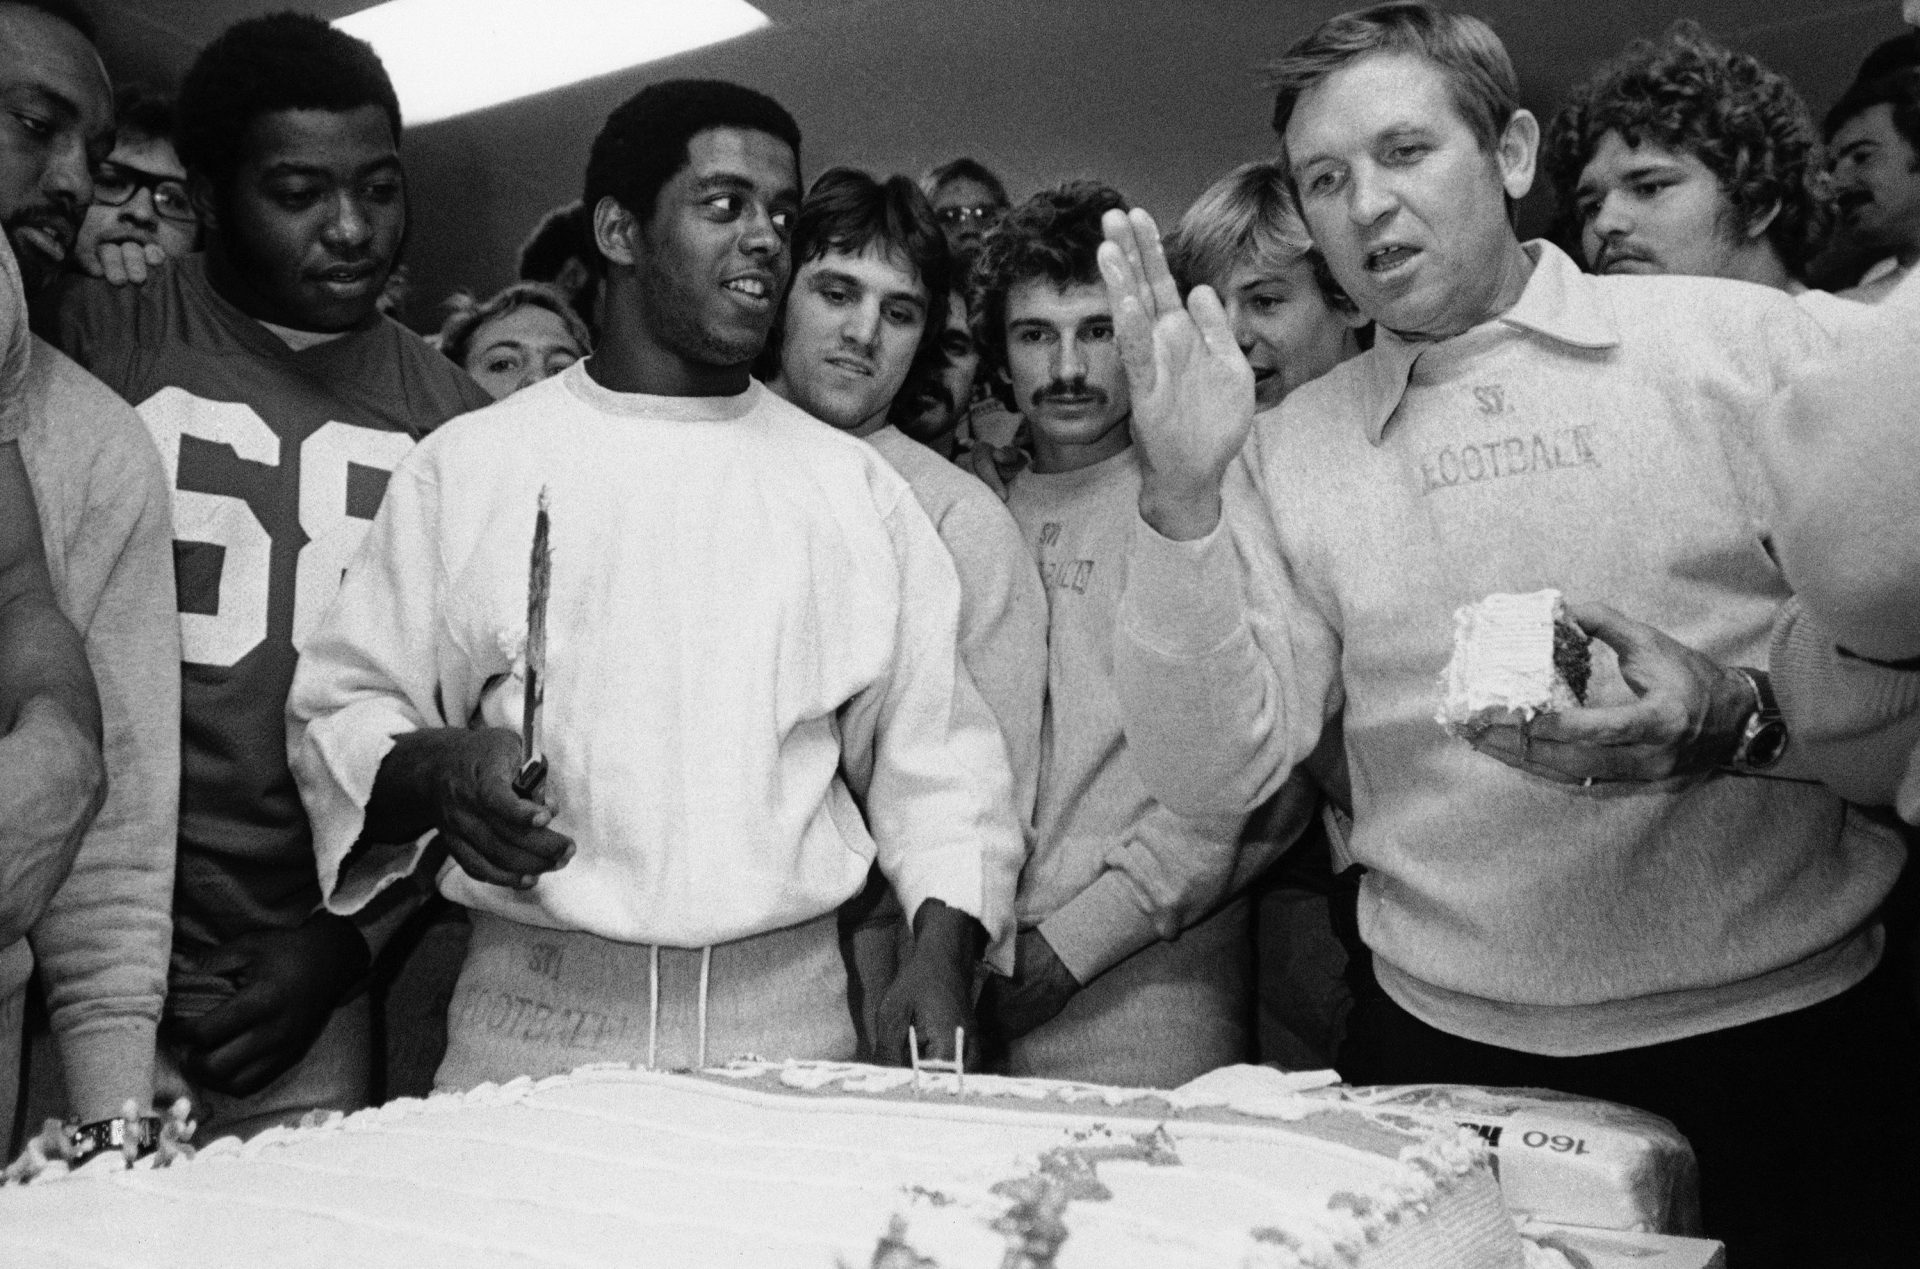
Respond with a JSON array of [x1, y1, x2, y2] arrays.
[[1104, 279, 1159, 397], [1125, 208, 1183, 315], [1099, 212, 1151, 311]]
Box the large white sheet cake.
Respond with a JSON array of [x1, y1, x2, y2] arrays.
[[3, 1060, 1528, 1269]]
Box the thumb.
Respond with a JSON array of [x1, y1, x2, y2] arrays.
[[1562, 599, 1649, 660]]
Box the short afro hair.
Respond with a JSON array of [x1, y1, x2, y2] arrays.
[[582, 78, 800, 258], [1545, 22, 1832, 279], [517, 201, 598, 283], [176, 12, 400, 194], [111, 85, 176, 148], [761, 166, 952, 397], [970, 180, 1128, 408]]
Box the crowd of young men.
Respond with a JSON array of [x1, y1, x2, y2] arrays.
[[2, 1, 1918, 1263]]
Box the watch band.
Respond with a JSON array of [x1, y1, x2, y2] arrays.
[[67, 1115, 161, 1164]]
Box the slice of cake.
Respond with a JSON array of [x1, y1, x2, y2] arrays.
[[2, 1060, 1529, 1269], [1437, 589, 1591, 733]]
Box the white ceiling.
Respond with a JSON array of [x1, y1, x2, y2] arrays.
[[85, 0, 1904, 327]]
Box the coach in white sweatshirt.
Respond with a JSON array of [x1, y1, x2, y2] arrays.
[[289, 82, 1018, 1087]]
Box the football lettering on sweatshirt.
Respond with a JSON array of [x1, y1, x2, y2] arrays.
[[1418, 424, 1599, 496]]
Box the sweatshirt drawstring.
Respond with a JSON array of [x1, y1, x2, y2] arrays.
[[643, 942, 712, 1070], [696, 946, 712, 1070], [646, 943, 660, 1070]]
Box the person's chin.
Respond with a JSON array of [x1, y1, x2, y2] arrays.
[[8, 233, 65, 293]]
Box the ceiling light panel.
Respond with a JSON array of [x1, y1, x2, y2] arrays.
[[336, 0, 770, 125]]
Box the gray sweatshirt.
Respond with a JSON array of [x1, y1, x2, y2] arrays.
[[1116, 243, 1902, 1057], [14, 338, 179, 1119]]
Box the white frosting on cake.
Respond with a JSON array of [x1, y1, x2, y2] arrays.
[[2, 1061, 1526, 1269], [1438, 589, 1581, 731]]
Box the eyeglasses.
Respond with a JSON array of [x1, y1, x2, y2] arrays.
[[936, 204, 1001, 228], [91, 161, 197, 224]]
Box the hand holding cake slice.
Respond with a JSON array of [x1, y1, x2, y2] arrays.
[[1437, 589, 1592, 734]]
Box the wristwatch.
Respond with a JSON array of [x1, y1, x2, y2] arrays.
[[67, 1115, 160, 1165], [1729, 667, 1788, 771]]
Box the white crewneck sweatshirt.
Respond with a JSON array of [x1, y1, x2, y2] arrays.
[[290, 364, 1020, 967]]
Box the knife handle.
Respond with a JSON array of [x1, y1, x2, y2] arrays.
[[512, 756, 548, 801]]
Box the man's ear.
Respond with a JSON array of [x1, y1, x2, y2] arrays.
[[1744, 197, 1784, 241], [592, 196, 640, 269], [187, 171, 220, 234], [1496, 108, 1540, 202]]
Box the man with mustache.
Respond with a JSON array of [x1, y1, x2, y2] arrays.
[[42, 12, 490, 1140], [1546, 25, 1830, 296], [889, 285, 982, 461], [290, 80, 1019, 1086], [1102, 3, 1914, 1260], [1825, 66, 1920, 303], [765, 167, 1043, 1053], [974, 182, 1309, 1084]]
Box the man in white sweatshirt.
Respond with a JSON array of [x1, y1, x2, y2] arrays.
[[290, 80, 1019, 1086], [1098, 4, 1914, 1264], [765, 166, 1043, 1054]]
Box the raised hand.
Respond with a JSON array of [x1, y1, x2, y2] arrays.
[[1097, 207, 1254, 541]]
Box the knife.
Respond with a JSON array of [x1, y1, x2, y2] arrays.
[[512, 487, 551, 800]]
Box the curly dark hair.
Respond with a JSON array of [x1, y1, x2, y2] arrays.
[[1544, 22, 1832, 279], [970, 180, 1128, 409], [583, 79, 799, 259], [176, 12, 400, 195]]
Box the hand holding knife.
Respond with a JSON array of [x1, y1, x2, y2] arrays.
[[512, 487, 552, 801]]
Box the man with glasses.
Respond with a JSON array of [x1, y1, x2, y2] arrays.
[[920, 159, 1026, 465], [73, 88, 196, 287], [921, 157, 1009, 253]]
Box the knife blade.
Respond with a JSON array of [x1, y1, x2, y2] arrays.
[[512, 487, 551, 800]]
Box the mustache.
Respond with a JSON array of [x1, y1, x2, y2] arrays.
[[1031, 378, 1108, 409], [1593, 242, 1650, 271]]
